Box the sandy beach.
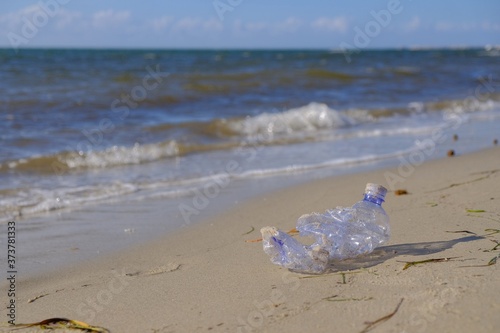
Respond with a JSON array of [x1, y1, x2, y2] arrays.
[[3, 147, 500, 333]]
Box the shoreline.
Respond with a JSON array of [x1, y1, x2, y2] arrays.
[[8, 145, 414, 278], [3, 147, 500, 332]]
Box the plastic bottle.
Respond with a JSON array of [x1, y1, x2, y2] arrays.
[[260, 183, 390, 274]]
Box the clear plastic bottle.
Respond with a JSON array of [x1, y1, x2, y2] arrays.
[[260, 183, 390, 274]]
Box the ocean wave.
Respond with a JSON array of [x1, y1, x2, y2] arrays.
[[1, 140, 180, 173], [0, 147, 415, 223], [0, 182, 140, 223], [425, 95, 500, 114], [64, 141, 179, 169], [213, 97, 500, 139], [214, 102, 358, 138], [3, 98, 498, 175]]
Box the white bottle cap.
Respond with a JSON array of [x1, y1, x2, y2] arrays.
[[365, 183, 387, 198]]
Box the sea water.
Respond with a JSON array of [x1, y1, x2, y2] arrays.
[[1, 48, 500, 223]]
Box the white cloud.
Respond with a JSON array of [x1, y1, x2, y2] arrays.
[[481, 21, 500, 31], [311, 17, 348, 33], [275, 17, 303, 33], [433, 21, 500, 32], [405, 16, 420, 31], [435, 21, 453, 32], [0, 5, 49, 31], [203, 18, 224, 32], [92, 10, 130, 29], [171, 17, 223, 34], [172, 17, 198, 32], [54, 9, 82, 30], [230, 19, 243, 34], [231, 17, 302, 35], [0, 4, 82, 37], [227, 17, 306, 37], [149, 16, 173, 32], [245, 21, 268, 32]]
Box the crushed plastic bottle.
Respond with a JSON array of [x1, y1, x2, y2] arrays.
[[260, 183, 390, 274]]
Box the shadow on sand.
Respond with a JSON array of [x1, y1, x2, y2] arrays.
[[325, 235, 484, 273]]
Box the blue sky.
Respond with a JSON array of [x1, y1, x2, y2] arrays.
[[1, 0, 499, 49]]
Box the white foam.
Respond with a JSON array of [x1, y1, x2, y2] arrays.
[[226, 102, 358, 137], [0, 182, 141, 222], [235, 148, 414, 179], [0, 147, 414, 223], [63, 140, 179, 169]]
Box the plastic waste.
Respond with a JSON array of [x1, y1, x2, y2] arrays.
[[260, 183, 390, 274]]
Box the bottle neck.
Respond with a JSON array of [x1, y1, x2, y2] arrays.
[[363, 193, 384, 206]]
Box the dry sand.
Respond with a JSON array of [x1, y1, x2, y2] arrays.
[[2, 147, 500, 333]]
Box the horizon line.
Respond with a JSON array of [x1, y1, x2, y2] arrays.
[[0, 44, 497, 52]]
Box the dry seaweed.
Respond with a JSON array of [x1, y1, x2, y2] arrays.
[[466, 209, 486, 213], [487, 256, 498, 266], [486, 240, 500, 252], [468, 215, 500, 223], [394, 189, 408, 196], [27, 293, 49, 304], [460, 254, 499, 268], [445, 230, 477, 235], [484, 229, 500, 235], [241, 226, 255, 235], [427, 172, 495, 192], [359, 298, 404, 333], [7, 318, 110, 332], [400, 257, 459, 270], [323, 295, 373, 302]]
